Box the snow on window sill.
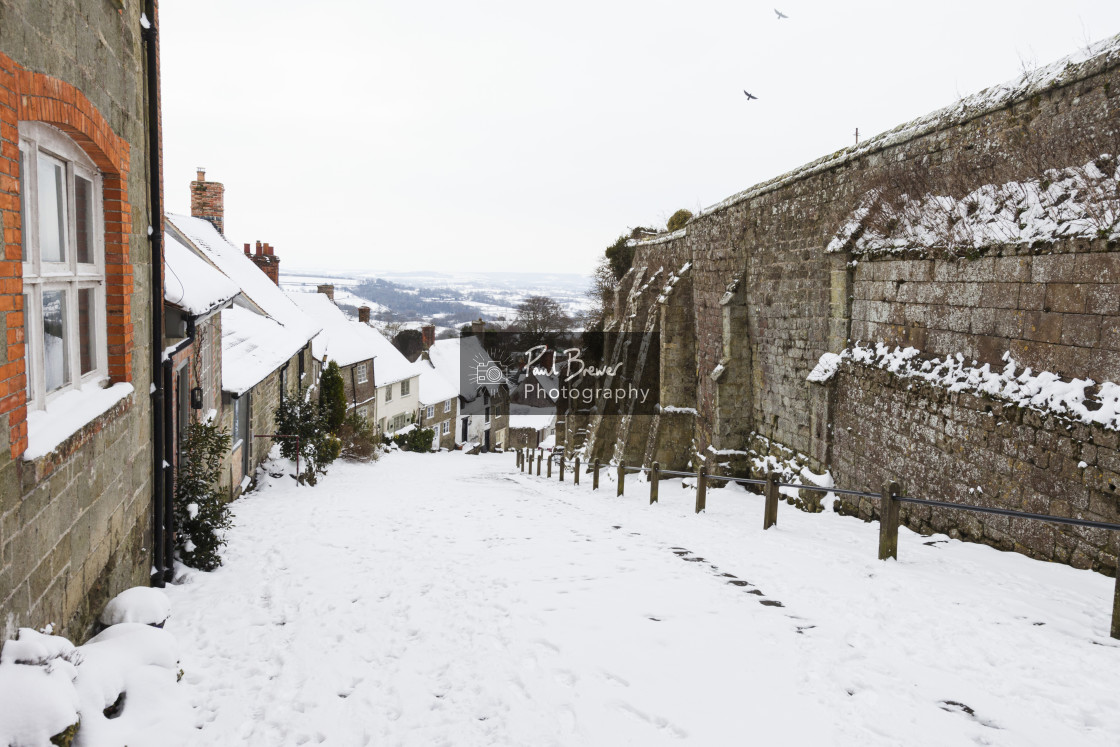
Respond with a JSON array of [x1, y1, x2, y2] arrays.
[[23, 381, 135, 463]]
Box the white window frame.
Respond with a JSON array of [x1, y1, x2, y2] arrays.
[[443, 399, 451, 413], [19, 122, 107, 411], [400, 378, 410, 397], [426, 405, 434, 419], [385, 383, 393, 402], [441, 420, 449, 435], [356, 362, 368, 384]]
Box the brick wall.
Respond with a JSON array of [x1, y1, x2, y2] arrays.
[[0, 1, 156, 643]]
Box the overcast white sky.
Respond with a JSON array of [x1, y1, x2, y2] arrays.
[[160, 1, 1120, 276]]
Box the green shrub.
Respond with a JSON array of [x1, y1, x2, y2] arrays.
[[667, 209, 693, 232], [319, 361, 347, 434], [339, 411, 381, 462], [604, 235, 634, 281], [175, 418, 233, 571], [275, 396, 341, 485], [388, 425, 437, 452]]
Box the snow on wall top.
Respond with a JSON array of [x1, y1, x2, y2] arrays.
[[221, 306, 309, 396], [812, 343, 1120, 431], [414, 359, 459, 406], [631, 32, 1120, 247], [827, 158, 1120, 254], [167, 214, 319, 343], [287, 291, 376, 368], [164, 233, 239, 316]]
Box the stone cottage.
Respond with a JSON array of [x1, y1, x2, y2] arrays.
[[0, 1, 165, 642], [167, 176, 319, 498]]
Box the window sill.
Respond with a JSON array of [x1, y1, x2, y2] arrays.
[[23, 381, 135, 465]]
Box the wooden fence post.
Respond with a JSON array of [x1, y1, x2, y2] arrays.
[[516, 448, 521, 469], [593, 459, 600, 490], [574, 457, 580, 485], [617, 461, 625, 497], [560, 455, 565, 482], [695, 465, 707, 513], [1112, 573, 1120, 640], [536, 451, 542, 476], [878, 481, 902, 561], [650, 461, 660, 504], [547, 453, 552, 478], [764, 471, 779, 529]]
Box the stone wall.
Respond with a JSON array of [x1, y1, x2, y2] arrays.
[[0, 1, 157, 644], [828, 364, 1120, 573], [580, 35, 1120, 572]]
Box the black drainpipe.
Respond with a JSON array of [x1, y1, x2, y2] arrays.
[[142, 0, 167, 587], [349, 365, 358, 411]]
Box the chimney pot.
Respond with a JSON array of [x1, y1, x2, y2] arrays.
[[196, 167, 205, 181], [243, 243, 250, 255], [255, 240, 263, 256]]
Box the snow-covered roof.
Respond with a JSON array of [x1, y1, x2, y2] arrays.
[[429, 336, 492, 400], [509, 414, 555, 431], [221, 306, 307, 396], [167, 213, 319, 343], [415, 359, 459, 406], [353, 323, 416, 387], [287, 292, 376, 368], [164, 234, 239, 316]]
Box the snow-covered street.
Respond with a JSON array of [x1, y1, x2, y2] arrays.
[[165, 451, 1120, 746]]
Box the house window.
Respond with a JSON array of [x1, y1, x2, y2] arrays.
[[385, 384, 393, 402], [400, 379, 410, 396], [443, 399, 451, 413], [356, 362, 368, 384], [426, 405, 434, 419], [19, 122, 106, 410], [232, 395, 245, 451], [441, 420, 449, 435]]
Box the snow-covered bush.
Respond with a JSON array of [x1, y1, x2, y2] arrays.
[[338, 411, 380, 462], [175, 418, 232, 571], [274, 396, 341, 485], [386, 425, 437, 452], [319, 361, 347, 434]]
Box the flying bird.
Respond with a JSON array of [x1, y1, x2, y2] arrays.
[[743, 90, 758, 100], [775, 9, 788, 19]]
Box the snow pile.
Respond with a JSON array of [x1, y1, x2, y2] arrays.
[[0, 591, 190, 746], [744, 434, 836, 506], [828, 157, 1120, 254], [100, 587, 172, 628], [806, 352, 843, 383], [815, 343, 1120, 429]]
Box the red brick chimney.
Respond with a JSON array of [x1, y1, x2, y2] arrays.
[[248, 239, 281, 285], [317, 284, 335, 302], [190, 168, 225, 235], [358, 306, 371, 323], [421, 324, 435, 350]]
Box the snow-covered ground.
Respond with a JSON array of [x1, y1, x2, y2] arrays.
[[164, 450, 1120, 746]]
